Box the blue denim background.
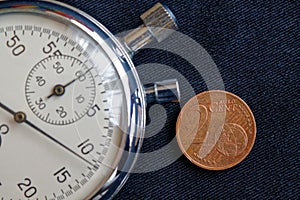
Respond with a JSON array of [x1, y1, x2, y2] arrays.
[[60, 0, 300, 199]]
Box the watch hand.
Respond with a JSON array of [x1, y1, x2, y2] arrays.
[[0, 101, 15, 115], [0, 101, 96, 167], [47, 67, 93, 99]]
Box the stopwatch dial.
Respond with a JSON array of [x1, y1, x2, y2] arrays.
[[0, 3, 126, 200], [25, 55, 96, 125]]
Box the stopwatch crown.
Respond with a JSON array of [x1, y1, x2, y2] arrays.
[[121, 3, 178, 54], [141, 2, 178, 42]]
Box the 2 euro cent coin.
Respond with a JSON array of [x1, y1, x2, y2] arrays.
[[176, 90, 256, 170]]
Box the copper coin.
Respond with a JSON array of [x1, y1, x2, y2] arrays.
[[176, 90, 256, 170]]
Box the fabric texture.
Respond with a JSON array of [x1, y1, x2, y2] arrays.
[[61, 0, 299, 199]]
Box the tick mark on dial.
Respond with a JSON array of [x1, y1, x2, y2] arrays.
[[71, 59, 76, 67], [45, 113, 50, 121], [26, 91, 35, 94], [74, 111, 80, 118], [41, 63, 46, 70]]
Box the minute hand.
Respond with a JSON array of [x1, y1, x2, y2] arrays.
[[24, 119, 95, 167], [47, 67, 93, 99]]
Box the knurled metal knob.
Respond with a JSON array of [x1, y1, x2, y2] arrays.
[[122, 3, 178, 54], [140, 3, 178, 42]]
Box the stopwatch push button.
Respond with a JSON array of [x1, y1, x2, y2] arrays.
[[122, 2, 178, 53], [144, 79, 180, 104]]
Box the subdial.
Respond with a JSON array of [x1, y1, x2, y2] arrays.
[[25, 55, 96, 125]]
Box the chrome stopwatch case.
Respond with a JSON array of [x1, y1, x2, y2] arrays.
[[0, 0, 179, 199]]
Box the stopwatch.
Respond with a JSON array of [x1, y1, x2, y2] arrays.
[[0, 1, 179, 199]]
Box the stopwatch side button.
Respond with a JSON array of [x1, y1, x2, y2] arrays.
[[121, 3, 178, 54], [140, 2, 178, 42], [144, 79, 180, 105]]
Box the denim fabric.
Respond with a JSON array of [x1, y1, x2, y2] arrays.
[[61, 0, 300, 199]]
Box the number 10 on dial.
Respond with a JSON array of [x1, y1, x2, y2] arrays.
[[0, 1, 126, 199]]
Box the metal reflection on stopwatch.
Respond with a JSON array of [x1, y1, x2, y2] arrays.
[[0, 0, 179, 199], [0, 3, 125, 200]]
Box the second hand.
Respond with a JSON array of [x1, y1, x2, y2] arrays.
[[0, 101, 97, 168]]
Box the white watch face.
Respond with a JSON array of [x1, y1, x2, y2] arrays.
[[0, 5, 127, 200]]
